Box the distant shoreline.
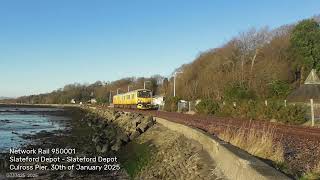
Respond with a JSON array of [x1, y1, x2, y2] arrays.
[[0, 103, 80, 108]]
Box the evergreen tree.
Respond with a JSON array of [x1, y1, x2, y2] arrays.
[[290, 19, 320, 84]]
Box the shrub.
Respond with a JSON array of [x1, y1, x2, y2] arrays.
[[216, 103, 235, 117], [216, 100, 307, 124], [237, 100, 258, 119], [163, 96, 180, 112], [278, 104, 307, 124], [224, 83, 256, 101], [216, 100, 258, 119], [195, 99, 220, 115], [263, 101, 284, 120], [267, 80, 292, 99], [257, 100, 307, 124]]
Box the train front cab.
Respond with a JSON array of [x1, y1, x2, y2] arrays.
[[136, 89, 152, 110]]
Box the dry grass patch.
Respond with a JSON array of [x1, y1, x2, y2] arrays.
[[302, 162, 320, 180], [218, 124, 284, 164]]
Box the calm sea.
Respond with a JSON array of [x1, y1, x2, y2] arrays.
[[0, 106, 68, 153]]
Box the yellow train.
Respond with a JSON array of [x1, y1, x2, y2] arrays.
[[113, 89, 152, 109]]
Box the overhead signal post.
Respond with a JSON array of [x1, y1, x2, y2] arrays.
[[128, 85, 132, 92], [173, 71, 183, 97], [117, 88, 121, 95], [144, 81, 151, 89], [109, 90, 114, 104]]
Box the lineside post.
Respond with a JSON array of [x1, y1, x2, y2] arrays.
[[311, 99, 315, 127]]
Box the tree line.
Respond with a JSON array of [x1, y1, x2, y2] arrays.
[[3, 76, 166, 104], [174, 17, 320, 102]]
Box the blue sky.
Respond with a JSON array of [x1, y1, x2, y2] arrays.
[[0, 0, 319, 97]]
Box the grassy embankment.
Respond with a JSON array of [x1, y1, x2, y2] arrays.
[[217, 124, 320, 179], [118, 142, 153, 178]]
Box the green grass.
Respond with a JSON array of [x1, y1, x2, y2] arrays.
[[299, 173, 320, 180], [118, 142, 154, 178], [274, 162, 294, 178]]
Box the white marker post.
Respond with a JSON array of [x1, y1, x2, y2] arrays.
[[310, 99, 315, 127]]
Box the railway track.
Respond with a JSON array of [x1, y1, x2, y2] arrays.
[[107, 107, 320, 174], [113, 108, 320, 139]]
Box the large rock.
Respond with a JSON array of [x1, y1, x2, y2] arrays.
[[119, 134, 129, 143], [124, 126, 131, 133], [132, 118, 141, 127], [111, 140, 122, 151], [92, 136, 99, 143], [112, 110, 117, 116], [104, 128, 116, 138], [100, 144, 109, 153], [129, 131, 140, 140], [114, 112, 121, 120], [137, 117, 155, 132], [96, 145, 102, 153], [139, 116, 152, 124], [147, 121, 155, 128], [137, 122, 149, 133], [84, 109, 156, 154], [147, 116, 154, 123], [96, 143, 109, 153]]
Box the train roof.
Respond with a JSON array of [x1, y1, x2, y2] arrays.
[[113, 89, 151, 96]]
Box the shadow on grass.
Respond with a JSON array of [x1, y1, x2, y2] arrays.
[[117, 140, 155, 179]]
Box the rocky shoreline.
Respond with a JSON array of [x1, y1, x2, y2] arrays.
[[0, 106, 156, 179], [85, 107, 156, 153]]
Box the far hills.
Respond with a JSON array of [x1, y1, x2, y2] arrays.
[[0, 97, 11, 100]]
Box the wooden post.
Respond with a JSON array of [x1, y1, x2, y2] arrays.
[[284, 100, 287, 107], [265, 100, 268, 106], [311, 99, 315, 127], [188, 101, 191, 112]]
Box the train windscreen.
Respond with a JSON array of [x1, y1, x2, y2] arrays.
[[138, 90, 151, 98]]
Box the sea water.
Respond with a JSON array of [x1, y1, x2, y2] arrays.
[[0, 106, 68, 153]]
